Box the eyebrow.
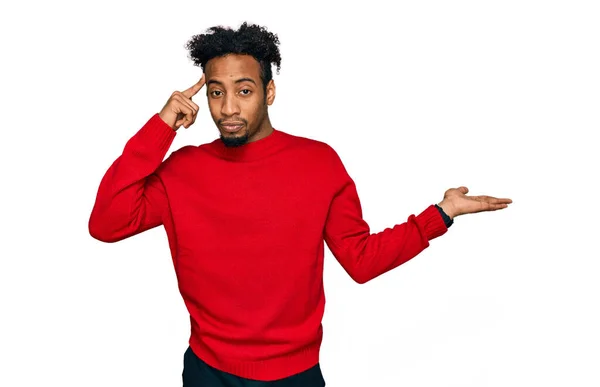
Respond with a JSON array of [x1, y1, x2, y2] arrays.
[[207, 77, 257, 86]]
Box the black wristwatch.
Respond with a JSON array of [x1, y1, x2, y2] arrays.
[[435, 204, 454, 228]]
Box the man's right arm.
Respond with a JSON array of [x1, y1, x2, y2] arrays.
[[88, 74, 205, 243], [88, 114, 177, 243]]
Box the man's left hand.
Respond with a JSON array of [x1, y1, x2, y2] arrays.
[[437, 186, 512, 219]]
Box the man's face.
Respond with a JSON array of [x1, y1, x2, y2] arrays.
[[204, 54, 275, 147]]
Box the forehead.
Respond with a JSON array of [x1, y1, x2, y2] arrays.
[[205, 54, 261, 81]]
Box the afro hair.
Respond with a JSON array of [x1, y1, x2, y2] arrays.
[[185, 22, 282, 92]]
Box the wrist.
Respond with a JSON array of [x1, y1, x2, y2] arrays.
[[437, 201, 456, 219], [158, 111, 178, 131]]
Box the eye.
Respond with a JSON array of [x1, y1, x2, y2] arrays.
[[240, 89, 251, 95], [210, 90, 223, 97]]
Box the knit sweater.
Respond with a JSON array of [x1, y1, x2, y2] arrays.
[[88, 114, 450, 381]]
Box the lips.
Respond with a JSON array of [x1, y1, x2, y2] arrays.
[[220, 122, 244, 133]]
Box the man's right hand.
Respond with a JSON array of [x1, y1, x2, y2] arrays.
[[159, 74, 206, 131]]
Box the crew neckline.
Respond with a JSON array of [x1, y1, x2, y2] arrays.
[[208, 128, 288, 162]]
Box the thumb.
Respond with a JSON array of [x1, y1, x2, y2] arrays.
[[458, 186, 469, 194]]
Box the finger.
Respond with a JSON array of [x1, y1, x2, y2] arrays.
[[470, 195, 512, 204], [485, 197, 513, 204], [172, 95, 198, 127], [181, 101, 199, 128], [186, 99, 200, 125], [178, 102, 194, 127], [181, 74, 206, 99], [490, 203, 510, 210], [174, 103, 194, 128], [176, 114, 194, 129], [479, 201, 510, 212], [173, 93, 199, 116], [182, 74, 205, 98]]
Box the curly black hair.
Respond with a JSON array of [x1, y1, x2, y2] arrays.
[[185, 22, 282, 94]]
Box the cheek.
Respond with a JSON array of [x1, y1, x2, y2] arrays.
[[246, 100, 263, 120], [207, 102, 219, 119]]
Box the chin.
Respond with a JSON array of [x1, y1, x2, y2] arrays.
[[220, 129, 250, 147]]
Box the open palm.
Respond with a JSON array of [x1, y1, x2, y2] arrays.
[[438, 186, 512, 219]]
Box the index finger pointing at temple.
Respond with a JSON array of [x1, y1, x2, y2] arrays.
[[182, 74, 206, 98]]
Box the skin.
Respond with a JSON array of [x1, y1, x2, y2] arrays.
[[159, 56, 512, 218], [158, 53, 275, 148], [438, 186, 512, 220], [204, 54, 276, 147]]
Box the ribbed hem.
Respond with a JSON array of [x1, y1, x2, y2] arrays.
[[416, 204, 448, 241], [189, 332, 322, 381]]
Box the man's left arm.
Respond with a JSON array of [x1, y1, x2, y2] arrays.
[[322, 152, 449, 284], [322, 150, 511, 285]]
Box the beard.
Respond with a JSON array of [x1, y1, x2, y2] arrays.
[[220, 131, 250, 147]]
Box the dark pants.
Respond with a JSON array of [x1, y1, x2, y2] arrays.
[[182, 346, 326, 387]]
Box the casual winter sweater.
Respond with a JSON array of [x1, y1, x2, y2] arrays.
[[88, 113, 450, 382]]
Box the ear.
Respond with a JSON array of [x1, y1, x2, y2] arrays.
[[265, 79, 276, 105]]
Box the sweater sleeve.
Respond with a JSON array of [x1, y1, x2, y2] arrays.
[[88, 114, 177, 243], [322, 149, 448, 284]]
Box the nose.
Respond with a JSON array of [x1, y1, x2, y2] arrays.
[[221, 94, 240, 117]]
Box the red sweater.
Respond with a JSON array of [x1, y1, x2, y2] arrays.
[[88, 114, 448, 381]]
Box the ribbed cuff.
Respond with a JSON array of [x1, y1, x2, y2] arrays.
[[416, 204, 448, 241], [122, 113, 178, 167], [137, 113, 177, 155]]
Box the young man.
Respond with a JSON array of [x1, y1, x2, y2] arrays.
[[88, 22, 512, 386]]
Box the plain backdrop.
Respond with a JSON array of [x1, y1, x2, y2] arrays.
[[1, 0, 599, 386]]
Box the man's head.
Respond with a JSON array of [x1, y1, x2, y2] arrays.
[[185, 22, 281, 147]]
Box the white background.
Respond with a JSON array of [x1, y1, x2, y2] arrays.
[[1, 0, 599, 386]]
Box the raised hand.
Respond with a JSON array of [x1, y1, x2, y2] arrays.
[[159, 74, 206, 131], [437, 186, 512, 219]]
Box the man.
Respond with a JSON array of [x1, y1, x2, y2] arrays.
[[89, 22, 512, 386]]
